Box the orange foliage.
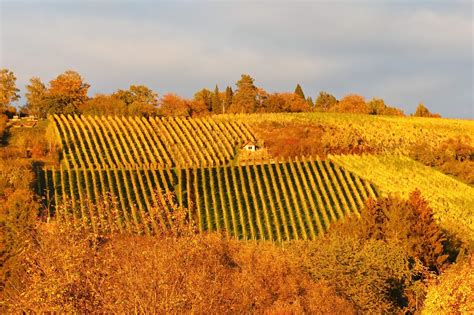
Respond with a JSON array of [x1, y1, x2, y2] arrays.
[[159, 93, 191, 117], [79, 94, 127, 116], [410, 136, 474, 184], [48, 70, 90, 103], [6, 220, 355, 313], [331, 94, 369, 114], [260, 92, 310, 113], [252, 121, 374, 158]]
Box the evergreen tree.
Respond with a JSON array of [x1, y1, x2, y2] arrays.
[[294, 84, 305, 99], [222, 86, 233, 114], [306, 96, 314, 108], [211, 85, 222, 114], [229, 74, 258, 113]]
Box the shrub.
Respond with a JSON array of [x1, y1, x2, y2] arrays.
[[423, 255, 474, 314]]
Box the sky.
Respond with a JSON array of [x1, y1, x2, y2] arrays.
[[1, 0, 472, 118]]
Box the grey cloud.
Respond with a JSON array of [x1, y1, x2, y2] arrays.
[[1, 1, 472, 118]]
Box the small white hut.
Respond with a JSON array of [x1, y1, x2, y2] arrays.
[[242, 140, 259, 152]]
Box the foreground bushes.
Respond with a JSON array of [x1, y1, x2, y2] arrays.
[[5, 221, 354, 313], [1, 184, 471, 313], [423, 255, 474, 313]]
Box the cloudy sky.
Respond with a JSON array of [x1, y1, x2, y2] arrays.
[[1, 0, 472, 118]]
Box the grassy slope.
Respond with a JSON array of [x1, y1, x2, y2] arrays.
[[330, 154, 474, 241]]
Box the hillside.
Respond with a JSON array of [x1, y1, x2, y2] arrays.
[[39, 113, 474, 241], [330, 154, 474, 241], [216, 112, 474, 157]]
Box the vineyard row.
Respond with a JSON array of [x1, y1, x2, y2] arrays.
[[39, 158, 377, 241], [52, 114, 255, 168]]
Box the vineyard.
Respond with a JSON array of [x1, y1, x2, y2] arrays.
[[51, 114, 255, 168], [330, 154, 474, 241], [216, 112, 474, 154], [42, 113, 474, 241], [39, 157, 376, 240]]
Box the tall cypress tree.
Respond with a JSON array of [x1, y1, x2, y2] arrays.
[[294, 84, 305, 100], [211, 85, 222, 114], [223, 86, 233, 114]]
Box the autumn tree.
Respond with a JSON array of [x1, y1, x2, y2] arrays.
[[114, 85, 158, 116], [159, 93, 191, 117], [367, 98, 404, 116], [27, 70, 90, 117], [25, 77, 47, 117], [260, 93, 286, 113], [188, 100, 209, 117], [294, 84, 305, 100], [355, 190, 447, 272], [314, 91, 337, 111], [414, 103, 441, 118], [0, 69, 20, 111], [211, 85, 222, 114], [296, 233, 415, 313], [229, 74, 258, 113], [260, 93, 310, 113], [193, 88, 212, 112], [256, 87, 269, 110], [331, 94, 369, 114], [79, 94, 128, 116]]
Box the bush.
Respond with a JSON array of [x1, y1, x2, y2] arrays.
[[423, 255, 474, 314], [5, 221, 355, 313], [410, 136, 474, 185], [294, 234, 416, 313]]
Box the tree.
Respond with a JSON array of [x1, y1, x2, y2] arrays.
[[260, 93, 310, 113], [193, 88, 212, 112], [79, 94, 127, 116], [229, 74, 258, 113], [314, 91, 337, 111], [211, 85, 222, 114], [367, 98, 404, 116], [294, 84, 305, 100], [355, 190, 447, 272], [113, 85, 158, 116], [256, 87, 269, 111], [414, 103, 441, 118], [159, 93, 191, 117], [0, 69, 20, 111], [296, 234, 415, 313], [39, 70, 90, 116], [222, 86, 233, 114], [25, 77, 47, 117], [367, 98, 386, 115], [261, 93, 287, 113], [306, 96, 314, 108], [49, 70, 89, 104], [331, 94, 369, 114]]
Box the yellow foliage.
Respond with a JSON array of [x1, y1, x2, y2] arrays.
[[423, 256, 474, 314]]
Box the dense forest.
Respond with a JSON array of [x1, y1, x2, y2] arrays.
[[1, 67, 473, 313]]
